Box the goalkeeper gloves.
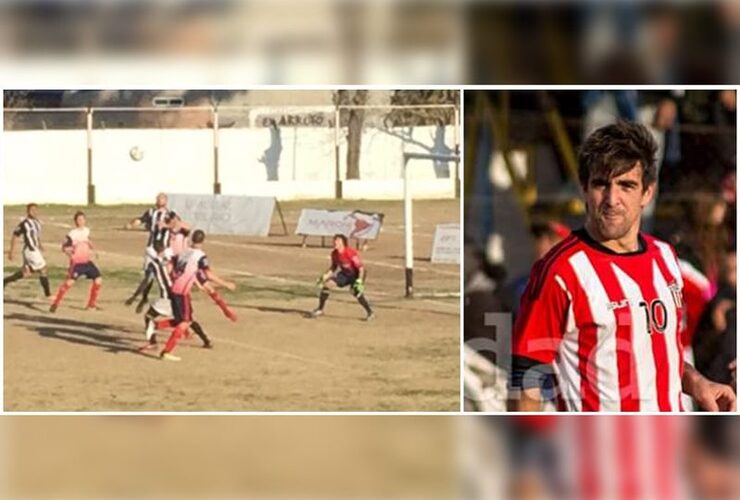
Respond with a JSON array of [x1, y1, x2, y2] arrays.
[[352, 279, 365, 295]]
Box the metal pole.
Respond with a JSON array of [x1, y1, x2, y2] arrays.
[[403, 153, 413, 298], [334, 106, 342, 199], [453, 105, 461, 199], [86, 108, 95, 205], [212, 105, 221, 194]]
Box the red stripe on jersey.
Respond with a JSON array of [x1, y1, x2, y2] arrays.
[[589, 257, 641, 411], [577, 418, 600, 499], [639, 259, 673, 412], [652, 252, 685, 411], [616, 417, 640, 499], [529, 234, 579, 298], [569, 266, 602, 412]]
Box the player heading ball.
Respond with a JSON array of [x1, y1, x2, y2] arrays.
[[312, 234, 375, 321], [510, 120, 736, 412]]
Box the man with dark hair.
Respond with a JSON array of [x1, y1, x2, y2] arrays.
[[158, 229, 235, 361], [510, 121, 735, 412], [312, 233, 374, 321], [50, 211, 102, 313], [4, 203, 51, 297]]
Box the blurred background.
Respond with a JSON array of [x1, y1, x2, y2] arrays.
[[1, 416, 737, 498], [464, 90, 737, 411], [0, 1, 737, 84]]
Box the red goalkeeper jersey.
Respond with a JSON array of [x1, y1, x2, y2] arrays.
[[513, 229, 686, 412]]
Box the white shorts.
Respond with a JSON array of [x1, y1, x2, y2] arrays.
[[22, 249, 47, 272], [151, 297, 173, 317], [143, 246, 158, 272]]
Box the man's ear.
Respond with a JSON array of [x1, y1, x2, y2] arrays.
[[641, 182, 657, 207]]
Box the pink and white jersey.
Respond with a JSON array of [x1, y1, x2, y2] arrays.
[[167, 229, 189, 258], [170, 248, 209, 295], [513, 229, 686, 412], [64, 227, 93, 265]]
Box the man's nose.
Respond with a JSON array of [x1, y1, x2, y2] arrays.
[[603, 184, 619, 206]]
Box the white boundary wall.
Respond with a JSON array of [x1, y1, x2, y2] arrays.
[[3, 124, 457, 204]]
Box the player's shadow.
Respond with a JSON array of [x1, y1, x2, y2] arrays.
[[5, 312, 143, 355], [232, 303, 310, 318], [3, 298, 48, 313]]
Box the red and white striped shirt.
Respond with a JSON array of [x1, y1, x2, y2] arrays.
[[513, 229, 686, 412]]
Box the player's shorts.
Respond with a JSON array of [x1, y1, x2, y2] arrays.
[[22, 249, 47, 272], [151, 297, 173, 317], [68, 262, 101, 280], [331, 270, 359, 288], [170, 293, 192, 325]]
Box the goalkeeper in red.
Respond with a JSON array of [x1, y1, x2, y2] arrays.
[[510, 121, 735, 412], [312, 234, 375, 321]]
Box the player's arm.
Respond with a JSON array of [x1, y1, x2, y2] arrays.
[[7, 233, 19, 260], [682, 362, 737, 412], [508, 264, 568, 412], [61, 236, 73, 256], [125, 210, 150, 230], [204, 269, 236, 291]]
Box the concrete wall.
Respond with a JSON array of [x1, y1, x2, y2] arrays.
[[3, 125, 457, 204]]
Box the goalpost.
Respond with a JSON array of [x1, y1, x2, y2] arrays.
[[402, 151, 460, 298]]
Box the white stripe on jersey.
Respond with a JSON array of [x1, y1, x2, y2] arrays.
[[568, 251, 621, 411], [652, 261, 681, 412], [612, 264, 658, 411], [553, 274, 583, 411], [654, 240, 686, 409]]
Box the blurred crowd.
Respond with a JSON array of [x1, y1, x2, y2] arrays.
[[465, 90, 737, 411]]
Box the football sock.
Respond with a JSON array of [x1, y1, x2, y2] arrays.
[[318, 289, 330, 310], [4, 270, 24, 287], [87, 281, 101, 308], [52, 281, 73, 306], [190, 321, 211, 345], [357, 294, 372, 314], [208, 290, 236, 321], [155, 318, 174, 330], [39, 275, 51, 296], [163, 322, 188, 353]]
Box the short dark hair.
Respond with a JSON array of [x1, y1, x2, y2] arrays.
[[26, 203, 38, 212], [73, 211, 85, 222], [192, 229, 205, 244], [153, 241, 166, 253], [334, 234, 348, 246], [578, 120, 658, 191]]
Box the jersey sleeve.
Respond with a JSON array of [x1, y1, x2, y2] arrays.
[[139, 210, 152, 227], [349, 249, 362, 270], [512, 262, 570, 365], [198, 255, 210, 271], [12, 223, 24, 237]]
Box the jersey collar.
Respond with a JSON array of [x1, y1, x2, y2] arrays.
[[574, 228, 647, 256]]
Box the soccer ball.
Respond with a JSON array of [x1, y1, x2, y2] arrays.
[[129, 146, 144, 162]]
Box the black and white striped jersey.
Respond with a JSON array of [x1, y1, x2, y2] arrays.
[[13, 217, 42, 252], [139, 207, 177, 248], [147, 254, 173, 300]]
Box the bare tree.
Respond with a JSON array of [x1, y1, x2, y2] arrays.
[[335, 90, 368, 180]]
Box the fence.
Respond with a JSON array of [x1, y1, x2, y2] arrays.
[[3, 104, 460, 205]]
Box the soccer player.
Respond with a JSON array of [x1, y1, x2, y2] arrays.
[[159, 229, 235, 361], [311, 234, 375, 321], [124, 192, 179, 312], [510, 121, 736, 412], [4, 203, 51, 298], [50, 211, 102, 313], [138, 240, 213, 350]]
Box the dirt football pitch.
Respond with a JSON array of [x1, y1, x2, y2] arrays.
[[3, 200, 460, 411]]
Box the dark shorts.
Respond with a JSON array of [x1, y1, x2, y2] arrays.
[[68, 262, 101, 280], [331, 270, 359, 288], [170, 293, 193, 325]]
